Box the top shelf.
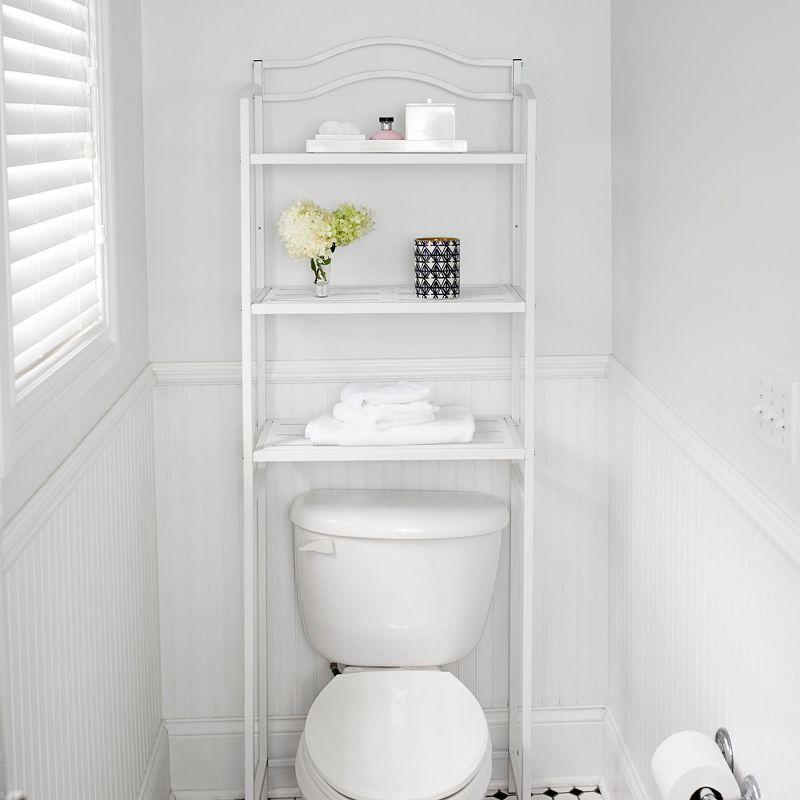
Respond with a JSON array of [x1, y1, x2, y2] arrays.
[[249, 152, 526, 166]]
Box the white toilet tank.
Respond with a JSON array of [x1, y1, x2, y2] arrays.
[[290, 489, 508, 667]]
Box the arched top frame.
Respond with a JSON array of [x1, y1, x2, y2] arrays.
[[257, 37, 521, 103]]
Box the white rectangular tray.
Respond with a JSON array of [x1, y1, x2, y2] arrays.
[[314, 134, 366, 140], [305, 139, 468, 153]]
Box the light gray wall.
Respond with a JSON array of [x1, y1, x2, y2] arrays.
[[1, 0, 151, 522], [611, 0, 800, 518], [141, 0, 612, 363]]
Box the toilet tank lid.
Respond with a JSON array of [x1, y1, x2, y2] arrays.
[[290, 489, 509, 540]]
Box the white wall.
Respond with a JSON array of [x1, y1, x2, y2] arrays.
[[141, 0, 611, 362], [1, 0, 151, 523], [611, 0, 800, 519]]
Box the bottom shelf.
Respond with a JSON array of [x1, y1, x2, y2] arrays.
[[253, 416, 524, 462]]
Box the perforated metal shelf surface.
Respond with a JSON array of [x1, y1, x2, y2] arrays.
[[253, 415, 524, 462], [251, 284, 525, 314], [250, 151, 527, 165]]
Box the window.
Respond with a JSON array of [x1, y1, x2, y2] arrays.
[[0, 0, 116, 461]]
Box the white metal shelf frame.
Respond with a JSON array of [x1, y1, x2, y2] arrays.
[[254, 416, 524, 462], [240, 38, 536, 800], [252, 284, 525, 315], [251, 152, 526, 165]]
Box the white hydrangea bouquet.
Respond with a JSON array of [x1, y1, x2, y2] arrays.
[[277, 200, 374, 297]]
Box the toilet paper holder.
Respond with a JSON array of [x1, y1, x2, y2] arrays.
[[700, 728, 762, 800]]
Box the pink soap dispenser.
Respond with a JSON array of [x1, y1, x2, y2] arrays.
[[370, 116, 404, 140]]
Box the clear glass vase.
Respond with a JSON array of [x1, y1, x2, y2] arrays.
[[311, 257, 331, 298]]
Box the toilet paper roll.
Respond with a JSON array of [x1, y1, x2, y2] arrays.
[[652, 731, 741, 800]]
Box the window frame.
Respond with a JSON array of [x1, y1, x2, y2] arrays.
[[0, 0, 118, 471]]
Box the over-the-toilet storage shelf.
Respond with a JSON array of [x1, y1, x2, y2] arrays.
[[240, 38, 536, 800]]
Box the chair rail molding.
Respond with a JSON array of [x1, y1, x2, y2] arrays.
[[151, 354, 610, 385], [607, 356, 800, 568], [1, 365, 156, 559]]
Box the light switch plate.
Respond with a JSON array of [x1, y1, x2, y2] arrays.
[[753, 361, 798, 465]]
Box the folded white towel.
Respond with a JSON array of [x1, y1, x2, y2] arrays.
[[306, 405, 475, 446], [340, 381, 431, 410], [349, 398, 437, 418], [333, 401, 436, 431]]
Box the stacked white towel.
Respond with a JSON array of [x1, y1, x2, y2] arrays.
[[306, 405, 475, 447], [332, 401, 437, 431], [340, 381, 431, 408], [335, 381, 437, 431], [305, 381, 475, 446]]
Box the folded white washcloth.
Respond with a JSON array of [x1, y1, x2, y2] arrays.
[[333, 401, 436, 431], [305, 405, 475, 447], [340, 381, 431, 410]]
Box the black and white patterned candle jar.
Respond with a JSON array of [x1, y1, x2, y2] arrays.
[[414, 237, 460, 299]]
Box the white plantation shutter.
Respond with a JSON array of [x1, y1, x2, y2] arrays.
[[2, 0, 107, 390]]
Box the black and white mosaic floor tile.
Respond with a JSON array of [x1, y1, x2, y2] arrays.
[[488, 788, 601, 799]]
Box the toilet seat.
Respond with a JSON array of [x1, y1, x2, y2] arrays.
[[298, 670, 491, 800], [296, 734, 492, 800]]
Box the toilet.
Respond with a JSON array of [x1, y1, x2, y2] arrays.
[[290, 489, 509, 800]]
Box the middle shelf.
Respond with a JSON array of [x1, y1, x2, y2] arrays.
[[253, 416, 524, 462], [251, 284, 525, 315]]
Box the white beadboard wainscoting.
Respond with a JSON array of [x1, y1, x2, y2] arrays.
[[0, 368, 170, 800], [152, 355, 610, 795], [604, 358, 800, 800]]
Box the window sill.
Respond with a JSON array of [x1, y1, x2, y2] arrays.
[[10, 331, 120, 462]]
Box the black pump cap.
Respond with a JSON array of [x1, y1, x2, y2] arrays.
[[378, 116, 394, 122]]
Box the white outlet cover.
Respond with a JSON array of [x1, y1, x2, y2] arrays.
[[753, 361, 798, 465]]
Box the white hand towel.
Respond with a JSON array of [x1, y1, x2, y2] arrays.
[[333, 401, 436, 431], [305, 405, 475, 446], [349, 398, 437, 419], [340, 381, 431, 410]]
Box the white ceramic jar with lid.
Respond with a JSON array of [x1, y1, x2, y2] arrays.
[[405, 98, 456, 141]]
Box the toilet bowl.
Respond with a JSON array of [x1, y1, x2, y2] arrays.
[[290, 490, 508, 800], [296, 670, 492, 800]]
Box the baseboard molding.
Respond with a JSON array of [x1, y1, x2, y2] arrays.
[[607, 357, 800, 570], [1, 365, 156, 563], [166, 706, 607, 796], [138, 722, 171, 800], [171, 792, 243, 800], [597, 775, 613, 800], [601, 710, 650, 800], [152, 354, 610, 386], [164, 711, 642, 800], [531, 706, 606, 725]]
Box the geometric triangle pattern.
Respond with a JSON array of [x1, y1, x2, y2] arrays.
[[415, 237, 461, 299]]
